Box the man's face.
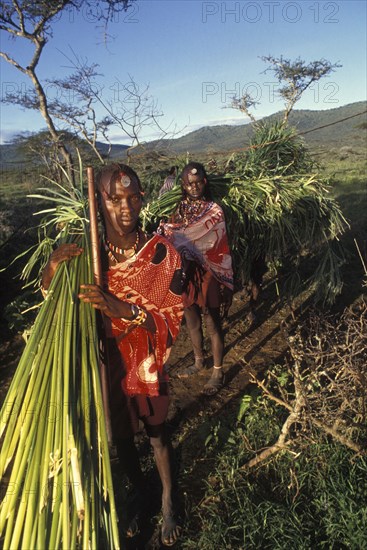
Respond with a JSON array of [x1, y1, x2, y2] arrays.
[[100, 175, 142, 236], [182, 173, 206, 200]]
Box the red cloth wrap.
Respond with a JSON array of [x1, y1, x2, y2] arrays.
[[107, 234, 183, 397], [159, 201, 234, 307]]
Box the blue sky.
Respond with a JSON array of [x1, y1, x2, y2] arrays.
[[0, 0, 366, 145]]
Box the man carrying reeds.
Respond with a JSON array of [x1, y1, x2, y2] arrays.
[[41, 163, 184, 547], [158, 162, 234, 395]]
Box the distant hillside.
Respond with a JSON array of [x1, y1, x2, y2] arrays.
[[0, 141, 129, 170], [142, 101, 367, 155], [96, 142, 129, 158], [1, 102, 365, 169]]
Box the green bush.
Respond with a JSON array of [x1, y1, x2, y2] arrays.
[[182, 397, 367, 549]]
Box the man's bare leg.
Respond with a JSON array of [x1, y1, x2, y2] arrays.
[[115, 437, 145, 537], [150, 427, 181, 546]]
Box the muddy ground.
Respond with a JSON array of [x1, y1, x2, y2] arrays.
[[0, 280, 319, 549]]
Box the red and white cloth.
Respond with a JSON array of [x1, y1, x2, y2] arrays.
[[159, 201, 234, 306], [107, 234, 183, 397]]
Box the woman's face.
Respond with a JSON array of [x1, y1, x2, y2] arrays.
[[182, 173, 206, 200], [100, 175, 142, 236]]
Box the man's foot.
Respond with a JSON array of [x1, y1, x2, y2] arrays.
[[161, 513, 182, 547], [177, 357, 206, 379], [201, 368, 225, 396], [126, 514, 140, 538], [124, 488, 144, 538]]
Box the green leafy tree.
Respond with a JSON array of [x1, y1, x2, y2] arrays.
[[231, 55, 342, 124]]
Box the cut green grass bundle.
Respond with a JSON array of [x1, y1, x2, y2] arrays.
[[0, 161, 120, 549], [141, 122, 349, 304]]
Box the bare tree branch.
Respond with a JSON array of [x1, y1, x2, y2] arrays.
[[0, 0, 136, 177], [240, 301, 366, 470]]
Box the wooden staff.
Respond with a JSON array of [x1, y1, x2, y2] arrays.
[[87, 166, 113, 444], [87, 167, 102, 284]]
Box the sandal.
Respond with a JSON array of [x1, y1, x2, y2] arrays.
[[177, 358, 206, 379], [201, 369, 225, 396]]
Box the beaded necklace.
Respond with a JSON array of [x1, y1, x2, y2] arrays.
[[104, 230, 140, 263], [179, 198, 206, 226]]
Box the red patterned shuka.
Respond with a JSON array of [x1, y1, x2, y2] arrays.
[[107, 234, 183, 397], [159, 201, 234, 308]]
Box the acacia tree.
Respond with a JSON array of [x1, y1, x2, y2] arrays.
[[45, 53, 173, 163], [231, 55, 342, 124], [12, 130, 97, 180], [0, 0, 134, 177], [8, 60, 115, 164]]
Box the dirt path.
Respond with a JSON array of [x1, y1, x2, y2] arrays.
[[168, 282, 294, 423]]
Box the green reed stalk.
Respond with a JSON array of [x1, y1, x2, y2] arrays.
[[0, 168, 120, 549]]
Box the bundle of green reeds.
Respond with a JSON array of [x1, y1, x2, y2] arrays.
[[0, 165, 120, 549], [141, 122, 348, 304]]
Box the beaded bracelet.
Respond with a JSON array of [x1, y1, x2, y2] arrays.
[[130, 306, 147, 326], [121, 304, 147, 326]]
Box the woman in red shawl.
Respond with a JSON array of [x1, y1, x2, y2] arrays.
[[41, 164, 183, 547], [159, 162, 234, 395]]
